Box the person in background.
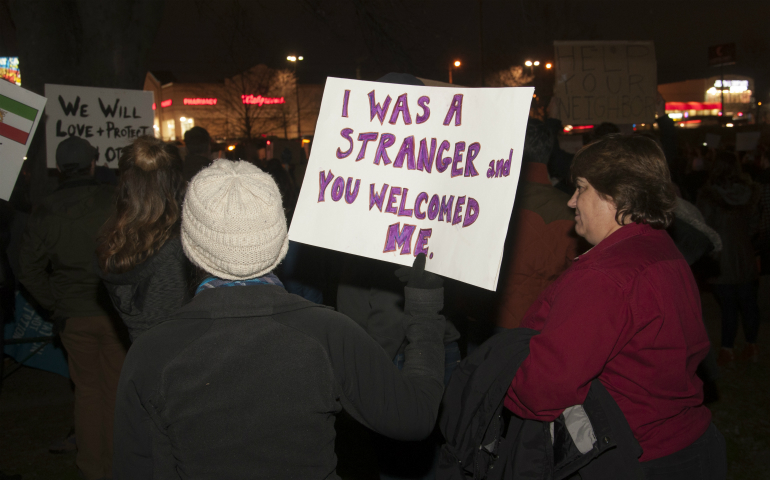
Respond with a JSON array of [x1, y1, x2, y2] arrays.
[[97, 136, 190, 342], [506, 135, 724, 479], [18, 136, 125, 480], [112, 160, 446, 479], [697, 150, 761, 365], [182, 126, 212, 182], [495, 118, 581, 330]]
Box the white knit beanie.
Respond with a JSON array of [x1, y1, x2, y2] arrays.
[[181, 159, 289, 280]]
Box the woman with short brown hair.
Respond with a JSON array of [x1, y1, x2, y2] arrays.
[[97, 136, 190, 341], [505, 134, 725, 479]]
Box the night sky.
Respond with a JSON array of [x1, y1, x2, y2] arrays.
[[147, 0, 770, 99]]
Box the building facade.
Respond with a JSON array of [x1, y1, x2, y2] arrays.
[[659, 75, 755, 127], [143, 66, 323, 143]]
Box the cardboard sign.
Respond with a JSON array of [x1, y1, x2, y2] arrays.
[[289, 78, 533, 290], [551, 41, 657, 125], [735, 131, 761, 152], [45, 84, 154, 168], [0, 81, 47, 201]]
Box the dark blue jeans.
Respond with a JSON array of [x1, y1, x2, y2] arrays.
[[641, 423, 726, 480], [712, 283, 760, 348], [377, 341, 461, 480]]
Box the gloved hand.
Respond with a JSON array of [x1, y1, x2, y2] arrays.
[[394, 253, 443, 290]]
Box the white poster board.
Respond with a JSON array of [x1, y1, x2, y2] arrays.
[[550, 41, 657, 126], [289, 77, 533, 290], [0, 81, 47, 201], [44, 84, 154, 168]]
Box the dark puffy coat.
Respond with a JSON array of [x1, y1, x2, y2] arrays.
[[99, 236, 190, 341], [697, 183, 760, 284], [113, 284, 446, 480]]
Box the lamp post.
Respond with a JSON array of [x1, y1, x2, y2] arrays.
[[287, 55, 304, 139], [449, 60, 461, 84]]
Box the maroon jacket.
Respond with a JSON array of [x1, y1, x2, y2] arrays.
[[505, 222, 712, 462]]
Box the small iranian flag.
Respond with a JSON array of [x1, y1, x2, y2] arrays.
[[0, 93, 38, 145]]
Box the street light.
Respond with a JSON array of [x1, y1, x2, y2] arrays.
[[449, 60, 461, 84], [533, 61, 540, 66], [545, 63, 552, 69], [525, 60, 533, 67], [287, 55, 304, 139]]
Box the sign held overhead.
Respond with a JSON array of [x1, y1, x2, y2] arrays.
[[550, 41, 657, 126], [289, 77, 533, 290]]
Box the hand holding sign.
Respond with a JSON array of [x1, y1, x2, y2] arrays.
[[289, 78, 532, 290]]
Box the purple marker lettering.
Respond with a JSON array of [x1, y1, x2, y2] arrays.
[[438, 195, 454, 222], [452, 196, 466, 225], [331, 176, 345, 202], [388, 93, 412, 125], [496, 159, 504, 177], [342, 89, 351, 117], [464, 142, 480, 177], [451, 141, 466, 178], [393, 135, 415, 169], [463, 197, 479, 227], [356, 132, 379, 161], [414, 192, 428, 219], [318, 170, 334, 202], [442, 94, 464, 126], [336, 128, 354, 159], [384, 222, 416, 254], [486, 160, 495, 178], [417, 138, 436, 173], [374, 133, 396, 165], [385, 186, 401, 214], [427, 194, 440, 220], [345, 178, 361, 204], [369, 183, 389, 211], [368, 90, 391, 125], [436, 140, 451, 173], [398, 188, 413, 217], [416, 96, 430, 124], [503, 148, 513, 176], [414, 228, 432, 256]]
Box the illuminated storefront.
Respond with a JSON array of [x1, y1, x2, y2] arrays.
[[658, 75, 755, 128], [143, 69, 322, 142], [0, 57, 21, 86]]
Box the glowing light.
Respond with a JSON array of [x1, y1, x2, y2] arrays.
[[563, 124, 573, 132], [241, 95, 286, 106], [180, 117, 186, 122], [298, 56, 304, 61], [534, 61, 540, 66], [545, 63, 552, 69], [183, 97, 217, 106], [525, 60, 533, 67], [454, 60, 461, 67], [160, 99, 172, 108], [759, 102, 763, 106], [227, 145, 235, 151], [287, 56, 296, 62], [267, 140, 271, 145], [302, 139, 311, 144], [726, 123, 734, 127], [152, 103, 156, 110]]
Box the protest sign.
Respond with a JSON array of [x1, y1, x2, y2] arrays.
[[0, 81, 46, 201], [736, 131, 760, 152], [289, 77, 533, 290], [550, 41, 657, 125], [45, 84, 153, 168]]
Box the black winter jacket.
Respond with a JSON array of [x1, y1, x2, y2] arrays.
[[113, 284, 446, 480], [439, 328, 644, 480], [99, 236, 190, 341]]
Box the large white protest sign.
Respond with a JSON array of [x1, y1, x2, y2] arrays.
[[550, 41, 657, 126], [289, 77, 533, 290], [0, 81, 46, 201], [45, 84, 153, 168]]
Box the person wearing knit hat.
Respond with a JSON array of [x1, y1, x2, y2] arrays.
[[113, 160, 447, 480]]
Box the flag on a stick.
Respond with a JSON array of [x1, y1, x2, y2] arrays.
[[0, 93, 38, 145]]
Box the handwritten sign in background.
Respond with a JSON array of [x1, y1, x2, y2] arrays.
[[289, 77, 533, 290], [0, 81, 46, 201], [550, 41, 657, 126], [45, 84, 154, 168]]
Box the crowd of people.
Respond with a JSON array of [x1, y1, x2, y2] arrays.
[[2, 74, 766, 480]]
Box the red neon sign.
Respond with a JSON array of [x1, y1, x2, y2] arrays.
[[152, 103, 156, 110], [665, 102, 721, 111], [160, 99, 173, 108], [184, 97, 218, 106], [241, 95, 285, 106]]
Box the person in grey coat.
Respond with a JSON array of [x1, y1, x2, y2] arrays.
[[97, 136, 189, 342]]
